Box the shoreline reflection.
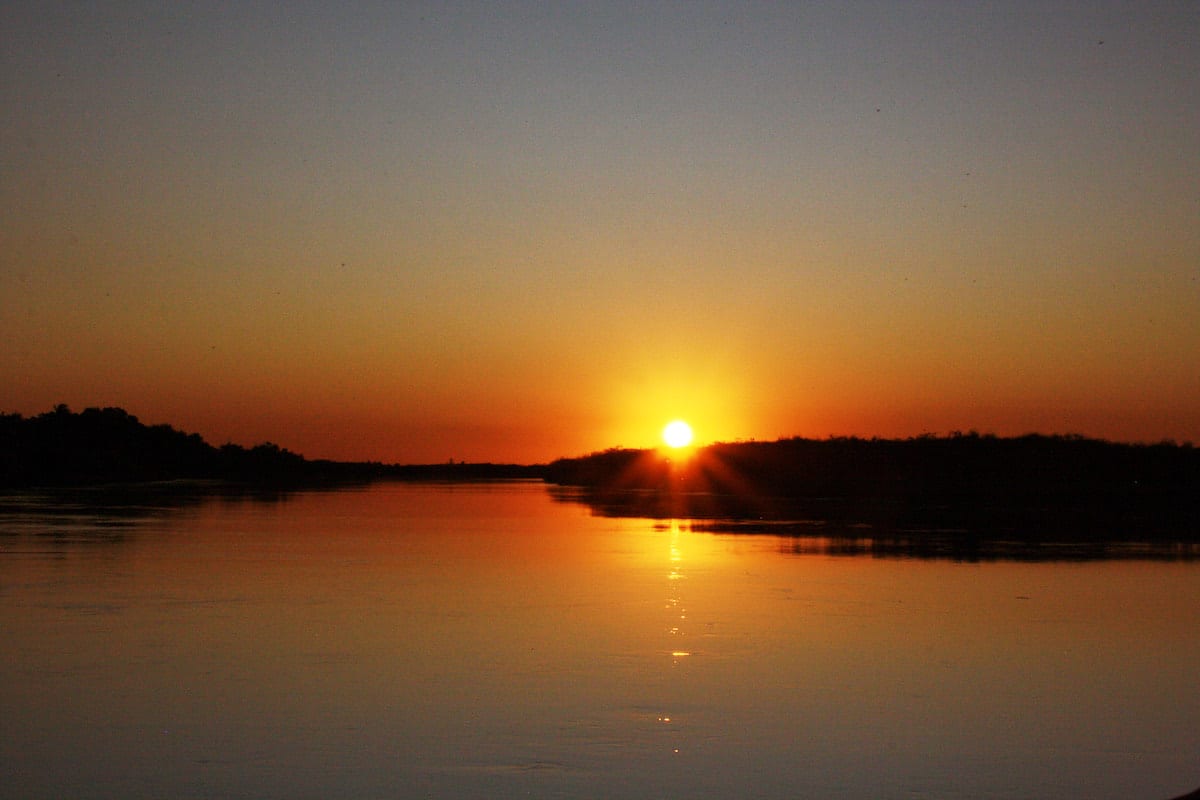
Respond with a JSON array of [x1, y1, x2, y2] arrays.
[[550, 486, 1200, 562], [0, 482, 312, 551]]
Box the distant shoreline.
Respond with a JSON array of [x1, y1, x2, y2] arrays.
[[0, 405, 543, 489], [4, 408, 1198, 546], [544, 433, 1200, 543]]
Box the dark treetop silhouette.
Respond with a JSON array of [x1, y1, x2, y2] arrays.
[[5, 406, 1198, 552], [543, 433, 1200, 554], [0, 405, 538, 488]]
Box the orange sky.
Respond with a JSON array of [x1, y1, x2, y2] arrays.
[[3, 3, 1198, 463]]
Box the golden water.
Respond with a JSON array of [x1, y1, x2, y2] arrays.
[[2, 482, 1197, 799]]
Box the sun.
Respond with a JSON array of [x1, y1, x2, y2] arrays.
[[662, 419, 694, 448]]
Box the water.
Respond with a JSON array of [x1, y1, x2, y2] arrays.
[[1, 481, 1197, 799]]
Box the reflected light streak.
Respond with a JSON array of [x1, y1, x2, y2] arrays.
[[666, 520, 690, 665]]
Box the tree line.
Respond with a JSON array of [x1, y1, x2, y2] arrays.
[[544, 432, 1200, 539], [0, 405, 316, 486], [0, 405, 539, 487]]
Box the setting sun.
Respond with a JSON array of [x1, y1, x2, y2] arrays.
[[662, 420, 694, 448]]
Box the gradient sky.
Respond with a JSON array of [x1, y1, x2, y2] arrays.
[[3, 1, 1198, 463]]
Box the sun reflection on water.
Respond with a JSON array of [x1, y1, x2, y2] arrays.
[[666, 519, 690, 664]]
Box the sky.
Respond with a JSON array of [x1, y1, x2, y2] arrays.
[[2, 1, 1198, 464]]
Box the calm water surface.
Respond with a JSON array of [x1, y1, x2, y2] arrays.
[[2, 481, 1197, 799]]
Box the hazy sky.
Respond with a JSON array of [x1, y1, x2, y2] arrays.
[[3, 1, 1198, 462]]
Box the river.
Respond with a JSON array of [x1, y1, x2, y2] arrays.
[[2, 481, 1197, 799]]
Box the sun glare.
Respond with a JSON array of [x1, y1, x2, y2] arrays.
[[662, 420, 694, 448]]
